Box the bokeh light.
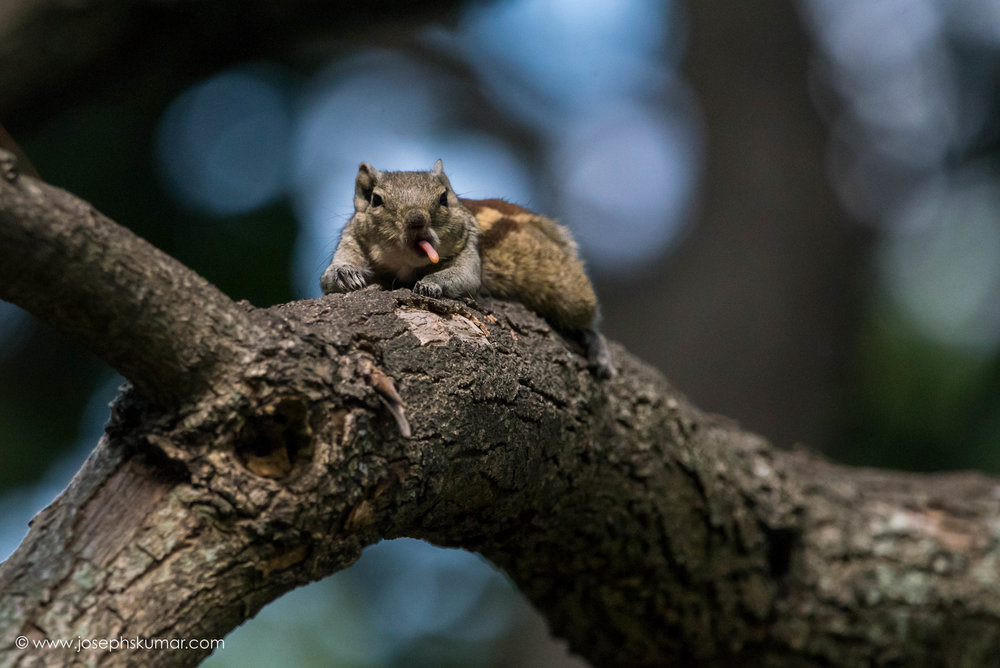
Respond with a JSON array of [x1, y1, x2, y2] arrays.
[[801, 0, 1000, 468], [155, 66, 294, 215], [879, 171, 1000, 352], [456, 0, 672, 120], [205, 539, 531, 668], [553, 102, 700, 269]]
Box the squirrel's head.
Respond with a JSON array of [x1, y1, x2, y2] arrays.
[[353, 159, 470, 266]]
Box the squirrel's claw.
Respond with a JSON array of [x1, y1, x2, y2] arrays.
[[322, 265, 370, 294], [413, 280, 443, 299]]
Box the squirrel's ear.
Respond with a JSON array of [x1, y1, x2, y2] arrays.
[[431, 159, 453, 189], [354, 162, 381, 210]]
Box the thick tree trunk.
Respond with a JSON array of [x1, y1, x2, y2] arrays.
[[1, 155, 999, 667]]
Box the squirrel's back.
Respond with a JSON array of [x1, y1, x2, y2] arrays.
[[461, 198, 597, 331]]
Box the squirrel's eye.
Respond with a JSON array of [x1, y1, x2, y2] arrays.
[[371, 193, 384, 207], [439, 191, 449, 207]]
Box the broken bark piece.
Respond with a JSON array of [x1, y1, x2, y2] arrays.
[[360, 357, 411, 438]]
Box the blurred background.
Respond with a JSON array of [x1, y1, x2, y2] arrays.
[[3, 0, 1000, 665]]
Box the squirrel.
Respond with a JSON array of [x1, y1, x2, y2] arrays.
[[321, 160, 615, 378]]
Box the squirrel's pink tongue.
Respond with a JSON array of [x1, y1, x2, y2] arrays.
[[417, 240, 439, 264]]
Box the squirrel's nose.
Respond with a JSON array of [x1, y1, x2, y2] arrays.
[[405, 211, 429, 229]]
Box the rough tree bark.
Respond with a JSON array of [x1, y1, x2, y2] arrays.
[[2, 153, 1000, 668]]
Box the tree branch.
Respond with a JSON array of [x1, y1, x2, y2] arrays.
[[1, 179, 999, 667], [0, 152, 254, 406]]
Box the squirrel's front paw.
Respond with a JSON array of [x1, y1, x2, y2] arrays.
[[321, 265, 370, 293], [413, 279, 443, 298]]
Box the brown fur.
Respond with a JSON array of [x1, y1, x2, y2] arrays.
[[461, 198, 529, 218], [477, 217, 519, 250], [460, 198, 597, 331]]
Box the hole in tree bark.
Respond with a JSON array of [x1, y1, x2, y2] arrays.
[[236, 398, 313, 479]]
